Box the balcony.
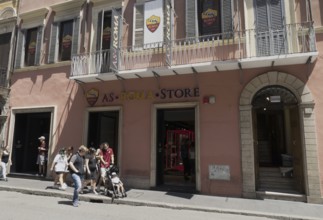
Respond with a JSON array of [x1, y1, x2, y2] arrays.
[[70, 22, 317, 82]]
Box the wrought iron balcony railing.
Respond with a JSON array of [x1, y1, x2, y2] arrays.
[[71, 22, 316, 77]]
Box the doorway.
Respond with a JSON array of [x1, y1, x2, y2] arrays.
[[87, 111, 119, 163], [252, 86, 304, 194], [11, 112, 51, 174], [156, 108, 196, 192]]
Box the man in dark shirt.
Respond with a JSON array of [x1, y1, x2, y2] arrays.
[[69, 145, 87, 207]]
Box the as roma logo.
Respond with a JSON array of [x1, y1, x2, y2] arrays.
[[202, 8, 218, 26], [146, 15, 160, 33], [86, 88, 99, 106]]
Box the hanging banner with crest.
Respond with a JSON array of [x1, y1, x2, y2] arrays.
[[144, 0, 164, 47], [110, 8, 122, 73]]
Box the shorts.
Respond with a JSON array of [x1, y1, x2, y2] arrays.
[[55, 171, 64, 175], [37, 155, 46, 165], [100, 167, 107, 178]]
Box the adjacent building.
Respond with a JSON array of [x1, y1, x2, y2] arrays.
[[0, 0, 18, 149], [6, 0, 323, 203]]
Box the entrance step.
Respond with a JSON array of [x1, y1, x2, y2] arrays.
[[256, 191, 306, 202], [257, 167, 299, 193]]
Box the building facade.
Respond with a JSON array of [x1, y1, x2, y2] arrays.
[[0, 0, 18, 149], [7, 0, 323, 203]]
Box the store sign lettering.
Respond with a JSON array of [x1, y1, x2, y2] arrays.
[[87, 88, 200, 105]]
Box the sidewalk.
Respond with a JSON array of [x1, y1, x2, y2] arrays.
[[0, 176, 323, 220]]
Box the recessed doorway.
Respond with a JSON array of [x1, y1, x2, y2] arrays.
[[156, 107, 196, 192]]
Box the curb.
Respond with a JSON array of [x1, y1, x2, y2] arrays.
[[0, 186, 320, 220]]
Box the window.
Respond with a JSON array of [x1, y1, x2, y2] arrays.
[[97, 11, 112, 50], [186, 0, 232, 38], [0, 33, 11, 68], [25, 28, 38, 66], [133, 4, 144, 47], [254, 0, 286, 56], [48, 18, 80, 64], [198, 0, 221, 36], [59, 20, 73, 61], [15, 26, 43, 69]]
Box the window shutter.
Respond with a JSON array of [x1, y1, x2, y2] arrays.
[[255, 0, 269, 31], [96, 10, 103, 51], [133, 4, 144, 47], [222, 0, 233, 38], [34, 26, 43, 66], [269, 0, 283, 28], [14, 29, 25, 69], [71, 17, 80, 57], [185, 0, 197, 38], [48, 22, 58, 63]]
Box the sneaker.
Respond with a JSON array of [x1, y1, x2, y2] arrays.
[[92, 190, 98, 195], [72, 202, 78, 207], [62, 183, 67, 190], [36, 174, 39, 176], [58, 186, 65, 191], [4, 178, 8, 182]]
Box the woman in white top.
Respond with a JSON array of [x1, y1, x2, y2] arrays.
[[50, 148, 68, 190], [0, 146, 11, 181]]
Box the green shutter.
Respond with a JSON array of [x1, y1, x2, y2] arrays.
[[97, 10, 103, 51], [222, 0, 233, 38], [134, 4, 144, 47], [71, 17, 80, 56], [48, 22, 58, 63], [185, 0, 197, 38], [14, 29, 25, 69], [34, 26, 43, 66]]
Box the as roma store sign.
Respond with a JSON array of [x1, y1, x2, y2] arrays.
[[86, 88, 200, 106]]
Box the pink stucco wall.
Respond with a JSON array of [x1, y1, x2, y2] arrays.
[[11, 0, 323, 198]]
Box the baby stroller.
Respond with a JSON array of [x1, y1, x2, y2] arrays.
[[104, 165, 126, 199]]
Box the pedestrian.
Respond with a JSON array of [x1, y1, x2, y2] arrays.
[[63, 146, 74, 185], [69, 145, 87, 207], [0, 146, 11, 181], [50, 147, 68, 190], [181, 138, 191, 181], [96, 142, 114, 192], [36, 136, 47, 177], [84, 148, 98, 194]]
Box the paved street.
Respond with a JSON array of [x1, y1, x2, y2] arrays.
[[0, 191, 274, 220], [0, 177, 323, 220]]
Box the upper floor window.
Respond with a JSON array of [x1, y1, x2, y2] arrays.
[[15, 26, 43, 69], [0, 32, 11, 69], [59, 20, 74, 61], [97, 10, 112, 50], [48, 18, 80, 63], [186, 0, 233, 39], [25, 28, 38, 66]]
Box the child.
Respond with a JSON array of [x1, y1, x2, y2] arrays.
[[111, 172, 126, 197]]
